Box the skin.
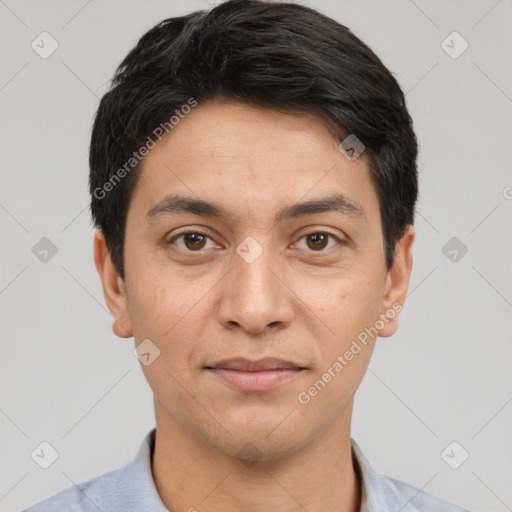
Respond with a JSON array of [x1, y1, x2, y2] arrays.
[[94, 99, 414, 512]]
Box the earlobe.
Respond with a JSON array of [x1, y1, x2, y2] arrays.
[[377, 225, 415, 338], [93, 230, 134, 339]]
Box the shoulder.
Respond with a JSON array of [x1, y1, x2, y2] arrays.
[[350, 438, 470, 512], [22, 429, 164, 512], [378, 474, 470, 512], [21, 467, 126, 512]]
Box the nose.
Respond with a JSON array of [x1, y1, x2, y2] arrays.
[[217, 242, 294, 334]]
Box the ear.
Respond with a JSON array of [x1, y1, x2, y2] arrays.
[[93, 230, 133, 339], [377, 225, 415, 338]]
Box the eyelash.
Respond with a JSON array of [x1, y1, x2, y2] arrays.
[[165, 230, 344, 253]]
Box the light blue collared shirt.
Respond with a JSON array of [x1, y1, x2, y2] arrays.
[[23, 428, 469, 511]]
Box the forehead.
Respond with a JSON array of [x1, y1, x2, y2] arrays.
[[130, 99, 379, 225], [139, 99, 348, 173]]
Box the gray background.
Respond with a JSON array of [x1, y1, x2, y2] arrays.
[[1, 0, 511, 511]]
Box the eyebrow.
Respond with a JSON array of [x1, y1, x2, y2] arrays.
[[145, 193, 365, 224]]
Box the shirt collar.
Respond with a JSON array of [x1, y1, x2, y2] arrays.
[[351, 437, 384, 511], [116, 428, 168, 510]]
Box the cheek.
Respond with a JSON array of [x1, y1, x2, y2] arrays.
[[296, 280, 380, 410], [299, 270, 384, 342], [125, 254, 191, 335], [126, 270, 211, 374]]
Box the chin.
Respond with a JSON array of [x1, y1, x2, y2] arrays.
[[216, 432, 307, 465], [206, 410, 313, 462]]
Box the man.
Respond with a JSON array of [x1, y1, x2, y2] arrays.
[[24, 0, 468, 510]]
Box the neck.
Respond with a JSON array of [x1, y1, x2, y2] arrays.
[[151, 403, 361, 512]]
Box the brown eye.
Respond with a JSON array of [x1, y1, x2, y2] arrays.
[[294, 232, 341, 252], [183, 233, 207, 250], [306, 233, 329, 250], [167, 231, 216, 252]]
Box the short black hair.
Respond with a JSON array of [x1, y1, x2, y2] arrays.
[[89, 0, 418, 279]]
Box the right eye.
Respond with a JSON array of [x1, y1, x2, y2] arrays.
[[165, 230, 220, 252]]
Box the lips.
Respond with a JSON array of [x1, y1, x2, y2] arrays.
[[206, 357, 304, 372], [205, 357, 306, 392]]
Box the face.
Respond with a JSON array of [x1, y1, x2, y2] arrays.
[[95, 99, 414, 460]]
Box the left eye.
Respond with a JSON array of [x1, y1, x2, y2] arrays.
[[295, 232, 341, 251]]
